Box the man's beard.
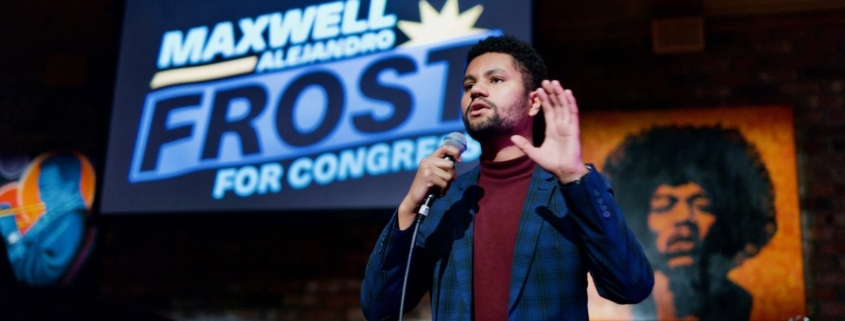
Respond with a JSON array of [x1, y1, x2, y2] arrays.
[[655, 222, 736, 318], [663, 252, 737, 318], [463, 98, 518, 142], [657, 220, 703, 270]]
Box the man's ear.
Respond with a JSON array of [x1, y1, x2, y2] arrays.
[[528, 90, 542, 117]]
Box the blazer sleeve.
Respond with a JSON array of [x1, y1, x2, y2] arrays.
[[6, 209, 87, 287], [361, 213, 431, 321], [559, 165, 654, 304]]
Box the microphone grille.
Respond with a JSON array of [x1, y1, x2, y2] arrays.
[[442, 132, 468, 154]]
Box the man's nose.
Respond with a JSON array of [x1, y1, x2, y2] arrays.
[[673, 220, 698, 238], [470, 83, 487, 99], [670, 202, 696, 222]]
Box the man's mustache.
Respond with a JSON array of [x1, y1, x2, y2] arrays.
[[665, 237, 698, 257], [466, 97, 497, 118], [664, 221, 702, 256]]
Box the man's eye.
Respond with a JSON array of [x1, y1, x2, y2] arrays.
[[650, 197, 675, 213], [491, 77, 503, 83], [695, 204, 713, 212], [463, 83, 474, 91], [651, 205, 671, 213], [693, 199, 713, 213]]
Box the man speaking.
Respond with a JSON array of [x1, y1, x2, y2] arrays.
[[361, 36, 653, 320]]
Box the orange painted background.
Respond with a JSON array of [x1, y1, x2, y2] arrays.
[[0, 152, 96, 234], [582, 106, 805, 320]]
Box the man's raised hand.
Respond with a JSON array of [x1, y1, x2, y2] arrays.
[[511, 80, 588, 183]]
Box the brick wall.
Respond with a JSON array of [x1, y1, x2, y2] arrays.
[[1, 1, 843, 320]]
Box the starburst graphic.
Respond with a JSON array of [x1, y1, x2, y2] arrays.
[[397, 0, 486, 48]]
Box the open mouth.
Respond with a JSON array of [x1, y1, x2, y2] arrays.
[[666, 240, 695, 253], [664, 236, 700, 267], [467, 99, 492, 117]]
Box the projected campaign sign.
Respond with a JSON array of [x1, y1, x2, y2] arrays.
[[101, 0, 531, 213]]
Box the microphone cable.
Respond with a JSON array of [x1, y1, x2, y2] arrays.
[[397, 132, 466, 321], [398, 213, 424, 321]]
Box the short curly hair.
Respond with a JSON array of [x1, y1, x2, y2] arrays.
[[466, 36, 548, 145], [602, 125, 777, 267], [466, 35, 547, 97]]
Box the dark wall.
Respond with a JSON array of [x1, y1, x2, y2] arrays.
[[1, 1, 843, 320], [1, 1, 117, 154], [536, 8, 845, 319]]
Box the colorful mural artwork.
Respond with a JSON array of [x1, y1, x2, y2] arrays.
[[582, 106, 805, 321], [0, 152, 97, 287]]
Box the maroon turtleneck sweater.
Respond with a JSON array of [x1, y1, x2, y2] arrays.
[[472, 155, 535, 320]]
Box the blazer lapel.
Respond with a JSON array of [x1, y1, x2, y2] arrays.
[[452, 167, 480, 312], [508, 167, 556, 312]]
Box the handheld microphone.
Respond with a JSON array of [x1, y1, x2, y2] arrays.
[[399, 132, 466, 321], [417, 132, 467, 216]]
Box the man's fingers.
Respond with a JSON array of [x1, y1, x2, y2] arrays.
[[434, 145, 463, 163], [429, 175, 450, 191], [430, 165, 457, 195], [542, 80, 563, 110], [555, 84, 571, 125], [535, 87, 559, 125], [511, 135, 536, 156], [539, 80, 575, 125], [417, 160, 455, 196], [557, 89, 578, 127], [432, 159, 457, 180], [564, 89, 579, 122]]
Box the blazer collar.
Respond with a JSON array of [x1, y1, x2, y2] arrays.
[[508, 166, 556, 312], [451, 165, 556, 314], [453, 165, 480, 311]]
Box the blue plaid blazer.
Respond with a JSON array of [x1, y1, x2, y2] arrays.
[[362, 165, 654, 321]]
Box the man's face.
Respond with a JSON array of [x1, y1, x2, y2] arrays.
[[461, 52, 534, 141], [39, 163, 65, 202], [38, 162, 79, 206], [648, 182, 716, 269]]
